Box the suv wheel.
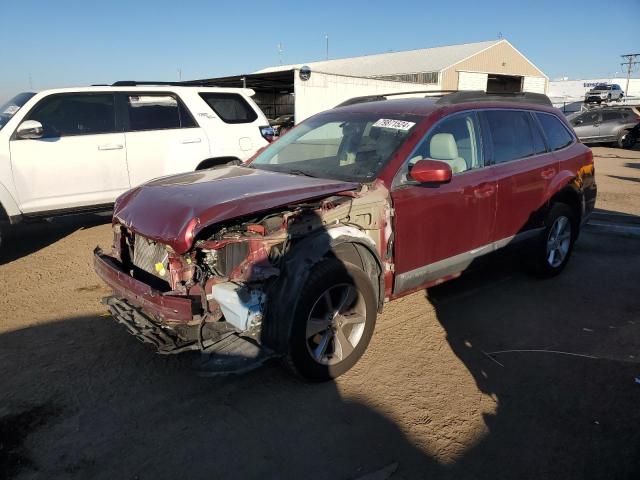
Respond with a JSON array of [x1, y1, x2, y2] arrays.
[[617, 130, 635, 149], [287, 258, 377, 381], [531, 203, 576, 277]]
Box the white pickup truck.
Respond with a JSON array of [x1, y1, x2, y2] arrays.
[[0, 84, 273, 246]]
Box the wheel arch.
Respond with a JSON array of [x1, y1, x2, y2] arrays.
[[262, 226, 384, 354], [550, 184, 582, 227], [0, 182, 21, 223]]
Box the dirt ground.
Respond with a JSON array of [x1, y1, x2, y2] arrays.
[[1, 146, 639, 480]]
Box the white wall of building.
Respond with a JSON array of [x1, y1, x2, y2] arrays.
[[548, 77, 640, 100], [293, 70, 439, 122]]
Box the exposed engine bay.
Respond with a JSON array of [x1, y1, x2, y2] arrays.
[[101, 182, 392, 355]]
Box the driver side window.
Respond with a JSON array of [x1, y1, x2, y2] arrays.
[[407, 111, 483, 174], [24, 94, 116, 138]]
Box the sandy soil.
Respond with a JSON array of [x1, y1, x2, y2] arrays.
[[0, 147, 639, 480]]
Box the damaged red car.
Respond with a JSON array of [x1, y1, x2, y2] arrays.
[[94, 91, 596, 381]]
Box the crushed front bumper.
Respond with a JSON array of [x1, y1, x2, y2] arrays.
[[93, 248, 194, 322]]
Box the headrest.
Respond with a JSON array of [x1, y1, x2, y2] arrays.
[[429, 133, 459, 160]]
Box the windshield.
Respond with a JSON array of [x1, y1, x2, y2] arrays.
[[0, 92, 36, 131], [250, 112, 421, 182], [591, 85, 610, 91]]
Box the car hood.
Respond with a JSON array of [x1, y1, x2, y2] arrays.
[[113, 166, 359, 254]]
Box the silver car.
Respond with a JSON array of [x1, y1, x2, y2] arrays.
[[569, 108, 639, 148], [584, 84, 624, 103]]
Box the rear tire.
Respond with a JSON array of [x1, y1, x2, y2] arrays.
[[286, 258, 377, 382], [530, 203, 576, 277]]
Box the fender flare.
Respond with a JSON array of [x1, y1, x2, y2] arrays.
[[0, 182, 20, 222], [547, 171, 583, 223], [261, 225, 384, 354]]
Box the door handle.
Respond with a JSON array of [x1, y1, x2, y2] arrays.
[[181, 138, 202, 144], [541, 167, 556, 180], [98, 144, 124, 151], [473, 184, 495, 199]]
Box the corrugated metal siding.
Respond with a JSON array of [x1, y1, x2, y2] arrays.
[[441, 42, 546, 90]]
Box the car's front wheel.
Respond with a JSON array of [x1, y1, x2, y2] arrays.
[[531, 203, 576, 277], [287, 258, 377, 381], [617, 129, 636, 149]]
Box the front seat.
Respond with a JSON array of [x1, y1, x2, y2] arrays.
[[429, 133, 467, 174]]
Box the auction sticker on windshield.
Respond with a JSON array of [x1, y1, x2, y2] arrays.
[[372, 119, 415, 131]]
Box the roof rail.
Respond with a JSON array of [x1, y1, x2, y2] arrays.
[[335, 90, 458, 108], [436, 90, 553, 107], [111, 81, 194, 87]]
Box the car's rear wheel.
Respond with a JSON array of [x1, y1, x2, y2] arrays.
[[531, 203, 576, 277], [286, 258, 377, 381], [617, 129, 635, 149]]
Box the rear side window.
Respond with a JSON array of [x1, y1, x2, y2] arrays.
[[126, 94, 196, 131], [25, 93, 116, 137], [535, 113, 574, 151], [199, 93, 258, 124], [483, 110, 539, 163], [602, 111, 620, 121]]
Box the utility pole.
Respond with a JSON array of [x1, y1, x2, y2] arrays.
[[325, 35, 329, 60], [620, 53, 639, 97], [177, 67, 182, 81]]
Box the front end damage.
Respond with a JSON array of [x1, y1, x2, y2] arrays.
[[94, 182, 392, 370]]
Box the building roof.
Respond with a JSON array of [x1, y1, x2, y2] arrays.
[[254, 39, 502, 77]]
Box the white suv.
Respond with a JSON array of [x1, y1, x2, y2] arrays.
[[0, 84, 271, 245]]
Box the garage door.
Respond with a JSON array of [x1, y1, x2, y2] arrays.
[[458, 72, 488, 91], [522, 76, 546, 93]]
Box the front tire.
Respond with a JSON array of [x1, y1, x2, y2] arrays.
[[617, 130, 635, 149], [286, 258, 377, 381], [531, 203, 576, 277]]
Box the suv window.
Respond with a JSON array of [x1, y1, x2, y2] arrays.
[[535, 113, 574, 151], [199, 93, 257, 124], [126, 94, 196, 131], [483, 110, 539, 163], [576, 111, 600, 126], [408, 111, 483, 173], [602, 111, 621, 122], [24, 94, 116, 138]]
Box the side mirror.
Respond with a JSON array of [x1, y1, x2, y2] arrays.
[[16, 120, 43, 139], [574, 119, 583, 125], [409, 159, 452, 184]]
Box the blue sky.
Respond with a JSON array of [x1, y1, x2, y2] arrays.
[[1, 0, 638, 101]]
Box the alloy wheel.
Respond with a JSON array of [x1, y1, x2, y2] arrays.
[[305, 283, 367, 366], [546, 216, 572, 268]]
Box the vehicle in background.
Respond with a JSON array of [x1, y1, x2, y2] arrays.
[[269, 114, 295, 136], [584, 84, 624, 103], [94, 91, 596, 381], [0, 84, 271, 247], [568, 107, 639, 148]]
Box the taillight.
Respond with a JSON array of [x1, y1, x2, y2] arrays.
[[260, 126, 275, 143]]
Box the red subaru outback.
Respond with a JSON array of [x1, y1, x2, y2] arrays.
[[94, 91, 596, 381]]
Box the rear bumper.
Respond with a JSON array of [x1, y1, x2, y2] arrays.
[[93, 248, 194, 322]]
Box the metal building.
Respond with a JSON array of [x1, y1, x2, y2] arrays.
[[190, 39, 547, 122]]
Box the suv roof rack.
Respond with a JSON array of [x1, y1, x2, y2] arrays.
[[336, 90, 458, 108], [111, 81, 193, 87], [436, 90, 552, 107]]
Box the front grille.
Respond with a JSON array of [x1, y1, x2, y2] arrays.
[[133, 235, 167, 276]]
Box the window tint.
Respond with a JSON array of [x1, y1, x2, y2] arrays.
[[408, 112, 483, 174], [25, 94, 116, 137], [602, 111, 620, 122], [199, 93, 257, 124], [578, 111, 600, 125], [535, 113, 574, 151], [484, 110, 537, 163], [127, 94, 195, 131]]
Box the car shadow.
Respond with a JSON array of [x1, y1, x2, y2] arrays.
[[0, 213, 111, 265]]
